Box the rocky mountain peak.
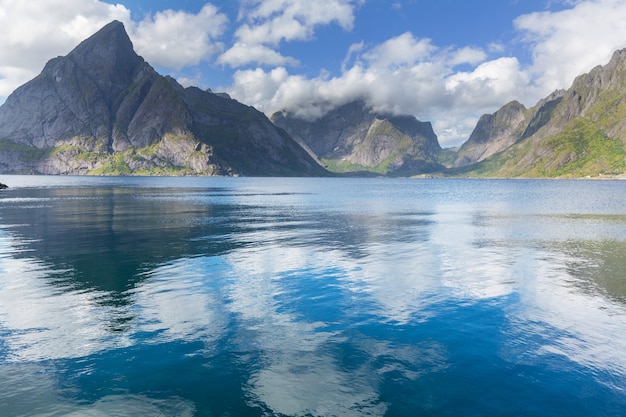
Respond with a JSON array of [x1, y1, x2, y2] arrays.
[[272, 99, 443, 176], [68, 20, 135, 63], [64, 20, 146, 105], [0, 21, 327, 176], [453, 100, 528, 167]]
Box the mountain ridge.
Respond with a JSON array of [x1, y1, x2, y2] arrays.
[[1, 20, 625, 178], [0, 21, 327, 176], [272, 100, 444, 176], [453, 48, 626, 178]]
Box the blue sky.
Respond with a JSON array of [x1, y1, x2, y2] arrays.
[[2, 0, 626, 146]]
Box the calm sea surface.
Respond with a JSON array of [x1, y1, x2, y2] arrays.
[[0, 176, 625, 416]]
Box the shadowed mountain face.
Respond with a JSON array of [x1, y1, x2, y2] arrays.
[[0, 21, 327, 177], [272, 100, 444, 176]]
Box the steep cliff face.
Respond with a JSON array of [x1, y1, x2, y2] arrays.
[[272, 100, 443, 176], [454, 101, 528, 166], [456, 49, 626, 177], [0, 21, 167, 152], [0, 21, 327, 176]]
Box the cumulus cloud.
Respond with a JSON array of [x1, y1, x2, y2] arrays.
[[218, 42, 299, 67], [226, 32, 516, 145], [363, 32, 436, 68], [239, 0, 358, 44], [448, 46, 488, 67], [219, 0, 361, 67], [445, 57, 529, 107], [131, 4, 228, 70], [515, 0, 626, 96]]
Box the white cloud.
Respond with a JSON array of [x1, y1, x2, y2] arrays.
[[487, 42, 506, 54], [226, 34, 519, 146], [229, 67, 291, 108], [448, 46, 488, 66], [341, 41, 365, 71], [131, 4, 228, 70], [515, 0, 626, 95], [176, 72, 206, 89], [445, 57, 529, 107], [220, 0, 361, 67], [239, 0, 358, 44], [4, 0, 626, 147], [363, 32, 437, 68], [218, 42, 299, 67], [228, 65, 373, 120]]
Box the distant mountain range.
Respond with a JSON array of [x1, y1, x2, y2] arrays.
[[274, 50, 626, 178], [0, 21, 624, 178]]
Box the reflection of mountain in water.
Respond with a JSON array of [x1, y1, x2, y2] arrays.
[[0, 186, 436, 295], [558, 237, 626, 304], [2, 187, 224, 292], [3, 184, 624, 322]]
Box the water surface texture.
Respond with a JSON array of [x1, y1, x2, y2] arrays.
[[1, 176, 625, 416]]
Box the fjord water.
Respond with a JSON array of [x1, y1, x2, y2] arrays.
[[0, 176, 625, 416]]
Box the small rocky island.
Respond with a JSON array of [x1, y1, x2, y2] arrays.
[[0, 183, 8, 189]]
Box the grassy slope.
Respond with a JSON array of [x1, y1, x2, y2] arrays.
[[449, 118, 626, 178]]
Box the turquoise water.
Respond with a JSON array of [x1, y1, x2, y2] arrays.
[[0, 176, 625, 416]]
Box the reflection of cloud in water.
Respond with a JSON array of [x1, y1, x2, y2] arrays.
[[433, 209, 520, 300], [250, 357, 387, 417], [503, 247, 626, 384], [0, 236, 230, 361], [223, 242, 453, 416], [320, 206, 523, 321], [2, 178, 624, 414], [429, 207, 626, 384], [226, 246, 388, 416], [0, 247, 132, 361], [353, 335, 450, 381], [441, 208, 626, 385], [57, 395, 195, 417], [130, 257, 230, 349], [303, 210, 443, 324], [332, 244, 442, 324], [1, 362, 66, 415]]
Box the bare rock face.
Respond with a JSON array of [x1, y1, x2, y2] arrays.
[[272, 100, 443, 176], [454, 101, 529, 167], [0, 21, 152, 151], [0, 21, 327, 176]]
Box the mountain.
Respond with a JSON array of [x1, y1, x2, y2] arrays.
[[453, 100, 529, 167], [272, 100, 443, 176], [0, 21, 327, 176], [454, 50, 626, 178]]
